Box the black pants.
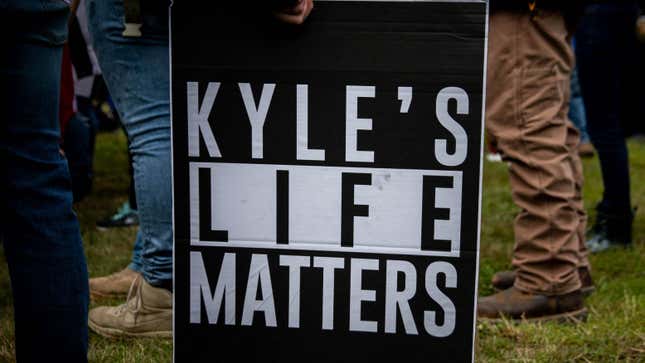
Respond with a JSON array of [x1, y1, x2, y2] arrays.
[[575, 2, 641, 215]]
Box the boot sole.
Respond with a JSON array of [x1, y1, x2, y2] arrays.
[[88, 319, 172, 339], [478, 307, 588, 324]]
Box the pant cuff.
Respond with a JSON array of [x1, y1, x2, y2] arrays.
[[514, 278, 582, 296]]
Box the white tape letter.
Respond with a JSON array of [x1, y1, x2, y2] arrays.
[[239, 83, 275, 159], [190, 252, 235, 325], [242, 254, 277, 327], [346, 85, 375, 163], [435, 87, 468, 166], [424, 261, 457, 337], [349, 258, 379, 332], [187, 82, 222, 157], [385, 260, 418, 334], [280, 255, 311, 328]]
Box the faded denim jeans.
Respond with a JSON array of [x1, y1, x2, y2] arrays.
[[87, 0, 172, 286], [1, 1, 89, 361]]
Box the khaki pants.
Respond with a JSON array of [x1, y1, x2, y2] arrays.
[[486, 10, 590, 295]]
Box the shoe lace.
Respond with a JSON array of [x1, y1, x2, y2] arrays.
[[115, 275, 143, 316]]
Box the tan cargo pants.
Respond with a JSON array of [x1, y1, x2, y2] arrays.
[[486, 10, 590, 295]]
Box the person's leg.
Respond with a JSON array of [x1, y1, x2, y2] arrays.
[[491, 116, 593, 293], [491, 10, 581, 294], [87, 0, 172, 287], [479, 9, 585, 321], [576, 3, 638, 250], [130, 230, 144, 271], [128, 146, 138, 210], [1, 2, 89, 361], [85, 0, 172, 337], [565, 119, 592, 274]]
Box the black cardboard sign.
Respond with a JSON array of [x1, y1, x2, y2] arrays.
[[171, 1, 487, 362]]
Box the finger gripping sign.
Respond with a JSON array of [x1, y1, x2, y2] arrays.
[[171, 1, 487, 362]]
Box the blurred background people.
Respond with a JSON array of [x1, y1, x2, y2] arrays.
[[575, 0, 643, 252]]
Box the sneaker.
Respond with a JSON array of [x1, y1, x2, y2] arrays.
[[90, 267, 141, 300], [96, 201, 139, 230], [587, 235, 632, 253], [586, 207, 634, 253], [89, 277, 172, 338], [477, 287, 587, 323], [491, 267, 595, 297]]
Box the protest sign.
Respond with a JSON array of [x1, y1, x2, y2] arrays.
[[171, 1, 487, 361]]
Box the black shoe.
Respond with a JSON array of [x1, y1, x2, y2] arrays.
[[586, 206, 635, 253], [96, 201, 139, 230]]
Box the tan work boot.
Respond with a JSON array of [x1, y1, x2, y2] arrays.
[[90, 267, 141, 300], [88, 277, 172, 338], [491, 267, 595, 297], [477, 287, 587, 323]]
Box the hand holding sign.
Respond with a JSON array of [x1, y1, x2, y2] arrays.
[[273, 0, 314, 25]]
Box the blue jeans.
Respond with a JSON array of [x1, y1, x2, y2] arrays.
[[130, 231, 144, 272], [86, 0, 172, 286], [576, 2, 640, 215], [568, 66, 590, 143], [1, 1, 89, 362]]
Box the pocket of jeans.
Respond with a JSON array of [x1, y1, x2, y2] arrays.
[[519, 66, 568, 129]]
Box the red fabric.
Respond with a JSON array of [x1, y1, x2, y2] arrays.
[[59, 43, 75, 136]]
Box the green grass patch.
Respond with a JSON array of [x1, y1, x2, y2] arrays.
[[0, 131, 643, 362]]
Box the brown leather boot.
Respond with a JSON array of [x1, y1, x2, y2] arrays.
[[491, 267, 595, 297], [90, 267, 141, 300], [477, 287, 587, 322], [490, 270, 516, 291]]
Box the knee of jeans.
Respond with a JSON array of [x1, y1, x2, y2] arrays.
[[127, 122, 171, 156]]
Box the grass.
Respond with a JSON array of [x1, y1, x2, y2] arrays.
[[476, 140, 645, 362], [0, 130, 643, 362]]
